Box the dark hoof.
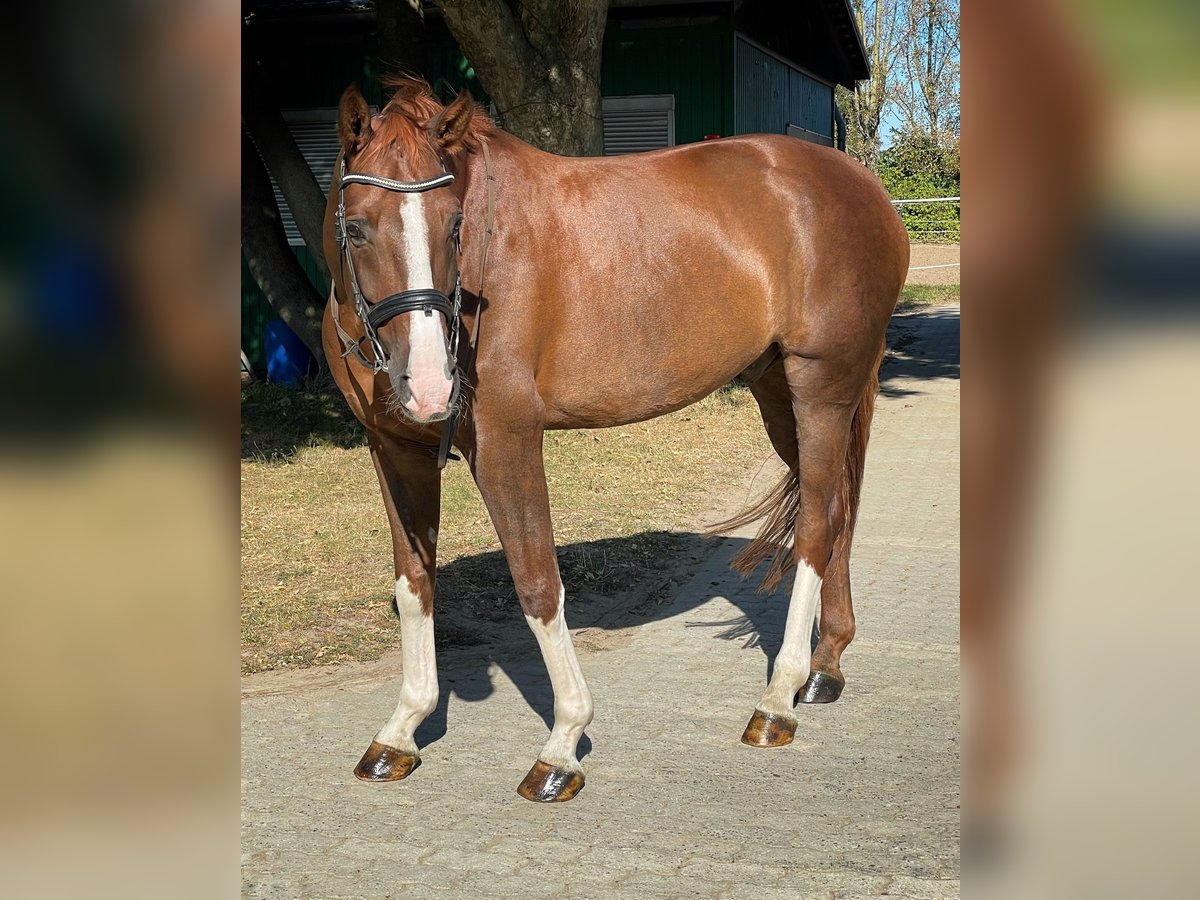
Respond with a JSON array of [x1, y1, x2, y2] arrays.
[[740, 709, 797, 747], [798, 670, 845, 704], [353, 741, 421, 782], [516, 760, 585, 802]]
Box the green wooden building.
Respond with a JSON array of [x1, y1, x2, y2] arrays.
[[243, 1, 868, 370]]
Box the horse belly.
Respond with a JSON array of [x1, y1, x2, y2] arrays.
[[538, 327, 766, 430]]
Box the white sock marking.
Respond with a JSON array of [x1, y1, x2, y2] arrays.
[[375, 575, 438, 753], [525, 588, 594, 771], [757, 559, 823, 718]]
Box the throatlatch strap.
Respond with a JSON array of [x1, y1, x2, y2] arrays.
[[436, 140, 497, 470], [473, 140, 496, 354]]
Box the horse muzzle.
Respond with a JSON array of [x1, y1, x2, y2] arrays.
[[394, 366, 456, 423]]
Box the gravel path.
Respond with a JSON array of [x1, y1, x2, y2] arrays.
[[242, 307, 960, 899]]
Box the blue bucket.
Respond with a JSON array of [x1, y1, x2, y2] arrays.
[[265, 319, 315, 387]]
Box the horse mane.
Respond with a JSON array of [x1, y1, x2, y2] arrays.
[[358, 76, 494, 167]]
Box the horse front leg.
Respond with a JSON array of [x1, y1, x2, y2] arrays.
[[471, 424, 594, 802], [353, 434, 442, 783]]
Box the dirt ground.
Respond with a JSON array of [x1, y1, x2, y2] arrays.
[[241, 307, 961, 898], [906, 244, 960, 286]]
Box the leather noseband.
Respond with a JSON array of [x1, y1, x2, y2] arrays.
[[365, 289, 456, 332]]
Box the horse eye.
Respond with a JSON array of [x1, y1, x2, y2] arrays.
[[345, 221, 366, 242]]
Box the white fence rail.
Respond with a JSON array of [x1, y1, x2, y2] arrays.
[[891, 196, 960, 206], [890, 196, 960, 244]]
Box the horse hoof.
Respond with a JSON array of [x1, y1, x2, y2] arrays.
[[516, 760, 585, 802], [353, 741, 421, 782], [798, 670, 845, 704], [740, 709, 797, 747]]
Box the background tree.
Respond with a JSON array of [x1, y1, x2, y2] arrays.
[[837, 0, 906, 172], [242, 6, 429, 363], [434, 0, 609, 156], [896, 0, 960, 142], [242, 55, 331, 360], [376, 0, 427, 82], [835, 0, 960, 240], [877, 126, 960, 241]]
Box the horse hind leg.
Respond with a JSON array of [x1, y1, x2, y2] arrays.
[[721, 360, 842, 701], [725, 352, 878, 710], [741, 354, 865, 747], [800, 356, 879, 704]]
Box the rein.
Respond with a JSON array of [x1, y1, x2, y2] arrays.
[[330, 141, 496, 470]]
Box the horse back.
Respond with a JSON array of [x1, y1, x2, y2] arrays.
[[477, 132, 907, 428]]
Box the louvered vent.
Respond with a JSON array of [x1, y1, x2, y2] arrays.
[[602, 96, 675, 156]]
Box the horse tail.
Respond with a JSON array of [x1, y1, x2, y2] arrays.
[[839, 343, 883, 557], [708, 342, 883, 593], [708, 466, 801, 593]]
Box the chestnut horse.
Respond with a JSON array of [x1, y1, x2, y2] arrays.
[[322, 79, 908, 802]]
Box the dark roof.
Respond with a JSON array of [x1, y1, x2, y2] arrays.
[[732, 0, 869, 88]]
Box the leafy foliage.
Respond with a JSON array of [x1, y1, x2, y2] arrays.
[[878, 127, 960, 242]]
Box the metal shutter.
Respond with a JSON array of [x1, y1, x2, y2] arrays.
[[602, 96, 675, 156]]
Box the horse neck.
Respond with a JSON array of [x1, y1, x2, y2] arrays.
[[449, 130, 567, 296], [450, 133, 516, 294]]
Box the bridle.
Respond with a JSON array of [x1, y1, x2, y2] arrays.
[[330, 141, 497, 469], [331, 157, 461, 376]]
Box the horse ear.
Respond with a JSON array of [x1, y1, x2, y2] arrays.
[[337, 84, 372, 153], [428, 90, 476, 156]]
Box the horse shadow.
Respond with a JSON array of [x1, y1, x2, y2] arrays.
[[880, 306, 960, 397], [409, 532, 793, 762]]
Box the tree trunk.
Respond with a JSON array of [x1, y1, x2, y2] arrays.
[[242, 130, 327, 366], [434, 0, 607, 156], [242, 39, 330, 282]]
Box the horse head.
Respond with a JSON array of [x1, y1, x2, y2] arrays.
[[332, 79, 491, 424]]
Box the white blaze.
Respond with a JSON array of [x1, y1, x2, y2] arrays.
[[525, 589, 594, 771], [375, 575, 438, 754], [756, 559, 823, 719], [398, 193, 451, 405]]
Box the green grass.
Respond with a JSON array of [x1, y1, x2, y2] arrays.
[[898, 283, 960, 310]]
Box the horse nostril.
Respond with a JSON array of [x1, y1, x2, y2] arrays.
[[390, 373, 413, 405]]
